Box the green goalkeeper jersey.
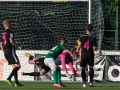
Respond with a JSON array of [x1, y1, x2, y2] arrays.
[[45, 44, 66, 59]]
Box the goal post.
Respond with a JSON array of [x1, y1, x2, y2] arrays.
[[89, 0, 92, 24]]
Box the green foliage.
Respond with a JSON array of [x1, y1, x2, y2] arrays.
[[102, 0, 119, 13]]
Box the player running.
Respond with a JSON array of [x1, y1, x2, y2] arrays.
[[78, 24, 97, 87]]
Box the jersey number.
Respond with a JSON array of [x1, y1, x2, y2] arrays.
[[2, 33, 7, 45], [84, 41, 89, 50]]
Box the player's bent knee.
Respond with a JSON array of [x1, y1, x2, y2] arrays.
[[52, 66, 61, 71], [40, 72, 45, 76], [52, 66, 60, 71], [74, 62, 76, 65], [52, 67, 57, 71], [12, 64, 15, 68], [15, 64, 20, 67], [40, 69, 46, 76]]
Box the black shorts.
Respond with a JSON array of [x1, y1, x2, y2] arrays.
[[4, 53, 19, 65], [35, 58, 45, 66], [80, 54, 94, 67], [41, 65, 51, 73]]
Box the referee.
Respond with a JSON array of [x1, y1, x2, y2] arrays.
[[1, 20, 23, 87]]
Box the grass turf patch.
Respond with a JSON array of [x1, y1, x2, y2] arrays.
[[0, 81, 120, 90]]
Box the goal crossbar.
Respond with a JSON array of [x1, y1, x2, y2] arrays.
[[2, 0, 89, 1]]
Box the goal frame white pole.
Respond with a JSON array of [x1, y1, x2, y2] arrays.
[[88, 0, 92, 24], [88, 0, 92, 83]]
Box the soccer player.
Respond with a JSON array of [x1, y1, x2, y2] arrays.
[[44, 39, 73, 87], [21, 53, 51, 77], [57, 50, 77, 81], [73, 40, 81, 73], [73, 53, 81, 74], [1, 20, 23, 87], [79, 24, 97, 87]]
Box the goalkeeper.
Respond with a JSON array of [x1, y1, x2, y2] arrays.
[[57, 49, 78, 81]]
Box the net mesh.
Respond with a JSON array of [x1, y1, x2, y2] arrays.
[[101, 0, 120, 50], [0, 1, 104, 50]]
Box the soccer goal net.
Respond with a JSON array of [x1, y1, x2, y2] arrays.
[[0, 0, 104, 50], [0, 0, 104, 81]]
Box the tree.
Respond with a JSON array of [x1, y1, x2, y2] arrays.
[[101, 0, 119, 13]]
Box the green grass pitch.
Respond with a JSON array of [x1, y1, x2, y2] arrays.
[[0, 81, 120, 90]]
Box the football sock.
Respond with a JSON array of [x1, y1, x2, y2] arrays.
[[24, 72, 40, 76], [14, 72, 19, 83], [7, 67, 20, 80], [57, 70, 62, 84], [52, 70, 58, 84], [81, 68, 86, 83], [90, 67, 94, 82]]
